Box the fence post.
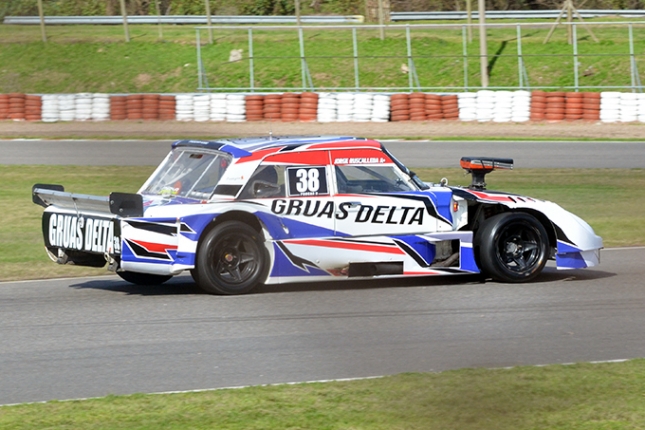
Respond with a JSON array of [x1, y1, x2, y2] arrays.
[[119, 0, 130, 42], [406, 25, 413, 92], [249, 28, 255, 92], [299, 27, 306, 91], [629, 23, 636, 92], [517, 24, 523, 89], [204, 0, 213, 44], [353, 27, 360, 91], [37, 0, 47, 42], [573, 23, 579, 91], [462, 26, 469, 91], [196, 29, 203, 90]]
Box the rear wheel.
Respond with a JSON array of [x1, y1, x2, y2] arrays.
[[117, 271, 172, 285], [195, 221, 268, 295], [475, 212, 549, 283]]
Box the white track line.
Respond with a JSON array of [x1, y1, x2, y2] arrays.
[[0, 359, 638, 408]]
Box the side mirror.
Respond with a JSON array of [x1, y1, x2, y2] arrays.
[[253, 181, 280, 198]]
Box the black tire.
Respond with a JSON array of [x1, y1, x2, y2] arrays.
[[195, 221, 268, 295], [117, 271, 172, 285], [475, 212, 549, 283]]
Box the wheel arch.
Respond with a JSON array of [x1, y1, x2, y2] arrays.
[[471, 205, 557, 265], [196, 211, 265, 254]]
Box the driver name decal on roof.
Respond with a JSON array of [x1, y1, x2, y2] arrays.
[[333, 157, 387, 165]]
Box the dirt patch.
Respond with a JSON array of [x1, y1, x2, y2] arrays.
[[0, 119, 643, 140], [134, 73, 153, 88]]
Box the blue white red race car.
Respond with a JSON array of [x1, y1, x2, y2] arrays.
[[33, 136, 602, 294]]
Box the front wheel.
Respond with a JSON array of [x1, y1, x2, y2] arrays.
[[195, 221, 268, 295], [117, 271, 172, 285], [475, 212, 549, 283]]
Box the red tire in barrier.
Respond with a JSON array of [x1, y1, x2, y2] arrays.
[[530, 101, 546, 110], [300, 92, 319, 100], [565, 101, 584, 109], [299, 115, 317, 122], [425, 107, 443, 114], [299, 102, 318, 110], [582, 113, 601, 120], [545, 113, 564, 121], [426, 113, 444, 120], [391, 115, 410, 122]]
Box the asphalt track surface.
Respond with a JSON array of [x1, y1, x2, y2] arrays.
[[2, 248, 644, 406], [2, 139, 644, 405], [2, 139, 645, 168]]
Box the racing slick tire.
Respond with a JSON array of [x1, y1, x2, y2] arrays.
[[117, 271, 172, 285], [196, 221, 268, 295], [475, 212, 549, 283]]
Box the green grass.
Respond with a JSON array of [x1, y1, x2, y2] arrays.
[[3, 360, 645, 428], [2, 165, 643, 282], [2, 21, 645, 92]]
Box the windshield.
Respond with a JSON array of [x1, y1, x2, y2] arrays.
[[141, 149, 232, 200]]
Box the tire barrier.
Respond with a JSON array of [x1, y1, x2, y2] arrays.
[[263, 93, 282, 121], [1, 91, 644, 123], [390, 93, 410, 121], [545, 91, 565, 122], [8, 93, 26, 121], [530, 90, 546, 121], [0, 93, 9, 120], [583, 92, 601, 121], [317, 92, 337, 122], [245, 94, 264, 122], [336, 92, 354, 122], [299, 92, 319, 122], [159, 95, 176, 120], [110, 95, 126, 120]]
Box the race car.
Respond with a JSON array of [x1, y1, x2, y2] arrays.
[[33, 136, 602, 295]]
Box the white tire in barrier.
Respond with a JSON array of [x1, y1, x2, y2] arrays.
[[226, 94, 245, 101], [337, 93, 355, 101]]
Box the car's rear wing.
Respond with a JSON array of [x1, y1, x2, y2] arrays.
[[32, 184, 144, 217], [459, 157, 514, 190]]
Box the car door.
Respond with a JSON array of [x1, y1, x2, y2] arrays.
[[330, 148, 439, 238], [239, 150, 335, 239]]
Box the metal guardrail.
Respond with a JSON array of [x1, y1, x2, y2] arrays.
[[3, 15, 364, 25], [391, 10, 645, 21]]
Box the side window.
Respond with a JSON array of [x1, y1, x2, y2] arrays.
[[239, 165, 286, 199], [335, 165, 414, 194]]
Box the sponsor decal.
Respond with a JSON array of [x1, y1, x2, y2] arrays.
[[270, 199, 425, 225], [47, 213, 120, 254]]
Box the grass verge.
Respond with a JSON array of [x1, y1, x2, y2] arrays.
[[3, 360, 645, 428], [2, 21, 645, 92], [1, 165, 643, 282]]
